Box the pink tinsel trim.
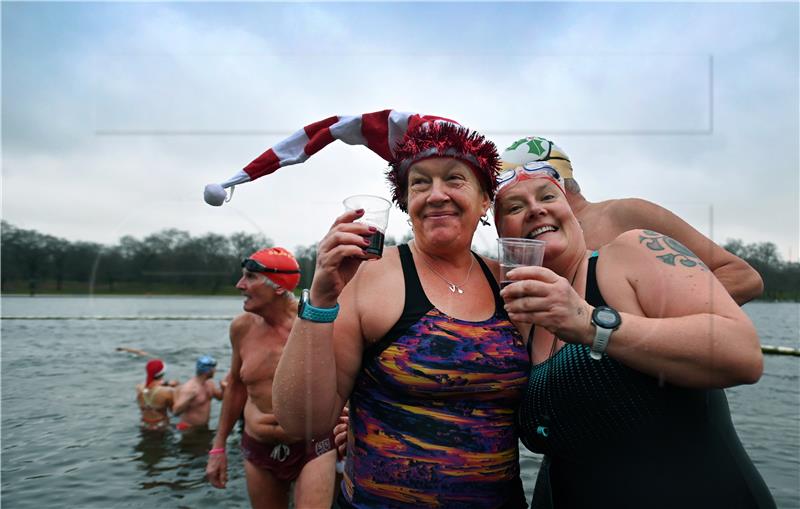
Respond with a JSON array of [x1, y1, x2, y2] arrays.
[[386, 122, 499, 212]]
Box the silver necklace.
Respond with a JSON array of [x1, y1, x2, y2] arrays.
[[412, 242, 475, 294]]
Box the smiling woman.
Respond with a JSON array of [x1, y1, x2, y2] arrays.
[[406, 158, 490, 250], [212, 109, 533, 508], [493, 162, 582, 266], [493, 162, 777, 508]]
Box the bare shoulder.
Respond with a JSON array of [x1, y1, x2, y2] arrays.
[[611, 228, 709, 271], [611, 198, 716, 239], [229, 313, 256, 342], [605, 198, 669, 227], [349, 245, 403, 309], [162, 386, 176, 402], [604, 228, 646, 251], [360, 245, 401, 276], [478, 254, 500, 282], [350, 246, 402, 294], [346, 245, 404, 341], [601, 229, 744, 319], [479, 253, 499, 270]]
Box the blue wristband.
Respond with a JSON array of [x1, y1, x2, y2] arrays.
[[298, 289, 339, 323]]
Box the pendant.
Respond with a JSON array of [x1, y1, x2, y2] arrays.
[[448, 284, 464, 294]]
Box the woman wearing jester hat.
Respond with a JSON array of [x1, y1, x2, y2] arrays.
[[492, 161, 776, 508], [206, 110, 530, 507]]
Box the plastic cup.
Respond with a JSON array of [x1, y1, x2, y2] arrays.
[[343, 194, 391, 259], [497, 238, 546, 287]]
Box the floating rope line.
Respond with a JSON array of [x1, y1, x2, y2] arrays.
[[2, 316, 798, 356]]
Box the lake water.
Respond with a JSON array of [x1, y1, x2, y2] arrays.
[[1, 297, 798, 508]]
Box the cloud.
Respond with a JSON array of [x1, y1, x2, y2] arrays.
[[2, 2, 797, 260]]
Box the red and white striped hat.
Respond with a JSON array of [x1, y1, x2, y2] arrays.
[[203, 109, 499, 212]]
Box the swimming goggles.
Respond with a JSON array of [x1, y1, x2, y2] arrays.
[[495, 161, 565, 196], [241, 258, 301, 274]]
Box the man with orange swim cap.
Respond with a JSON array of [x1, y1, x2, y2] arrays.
[[206, 246, 336, 508]]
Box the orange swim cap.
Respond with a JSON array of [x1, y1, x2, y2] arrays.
[[246, 247, 301, 292]]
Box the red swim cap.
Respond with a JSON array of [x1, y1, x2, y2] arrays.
[[248, 247, 301, 291], [146, 359, 166, 385]]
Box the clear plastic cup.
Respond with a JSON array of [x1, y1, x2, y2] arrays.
[[343, 194, 391, 258], [497, 237, 546, 287]]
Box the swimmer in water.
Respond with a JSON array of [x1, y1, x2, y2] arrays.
[[135, 359, 176, 431], [173, 355, 224, 432]]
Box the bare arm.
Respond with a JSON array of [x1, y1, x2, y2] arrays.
[[212, 321, 248, 450], [610, 199, 763, 304], [273, 209, 372, 439], [163, 386, 176, 412], [604, 230, 762, 386], [135, 384, 145, 410], [116, 347, 154, 357], [503, 230, 762, 388], [173, 384, 198, 415], [253, 414, 302, 444], [206, 318, 248, 489], [207, 379, 224, 400]]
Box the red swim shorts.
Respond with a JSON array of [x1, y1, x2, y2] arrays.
[[240, 430, 335, 483]]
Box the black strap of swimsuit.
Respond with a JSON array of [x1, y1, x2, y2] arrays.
[[584, 254, 608, 307], [362, 245, 498, 361], [362, 244, 434, 360], [472, 252, 506, 315], [398, 243, 435, 314]]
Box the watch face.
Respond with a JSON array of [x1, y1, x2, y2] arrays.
[[593, 306, 621, 328], [299, 289, 309, 315]]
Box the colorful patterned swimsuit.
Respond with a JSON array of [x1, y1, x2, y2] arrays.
[[338, 244, 530, 509]]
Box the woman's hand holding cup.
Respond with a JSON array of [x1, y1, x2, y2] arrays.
[[312, 208, 378, 307], [501, 265, 594, 344]]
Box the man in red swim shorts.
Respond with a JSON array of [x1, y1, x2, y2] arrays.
[[205, 247, 336, 508]]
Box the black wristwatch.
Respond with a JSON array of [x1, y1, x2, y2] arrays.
[[298, 289, 340, 323], [590, 306, 621, 360]]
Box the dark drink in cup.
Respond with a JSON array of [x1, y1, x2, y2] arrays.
[[344, 195, 391, 260], [499, 263, 520, 288], [365, 230, 385, 258]]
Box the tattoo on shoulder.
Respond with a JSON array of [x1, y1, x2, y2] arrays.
[[638, 230, 708, 270]]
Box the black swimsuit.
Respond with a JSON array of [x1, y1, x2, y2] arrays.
[[518, 254, 776, 509]]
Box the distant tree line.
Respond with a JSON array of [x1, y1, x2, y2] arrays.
[[723, 239, 800, 301], [1, 221, 797, 300], [1, 221, 273, 295]]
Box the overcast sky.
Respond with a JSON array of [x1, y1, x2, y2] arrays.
[[3, 1, 798, 261]]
